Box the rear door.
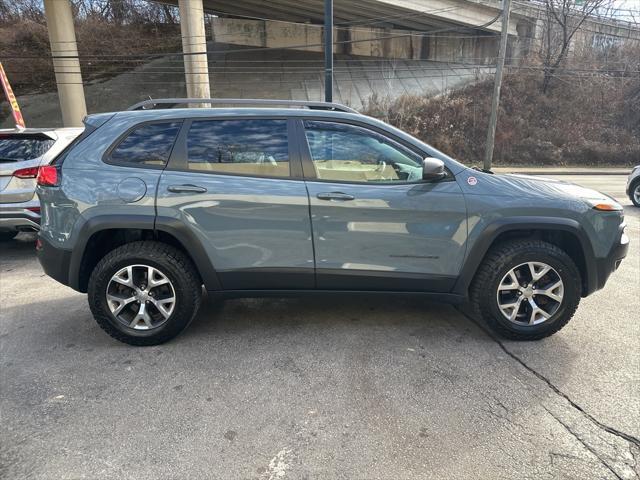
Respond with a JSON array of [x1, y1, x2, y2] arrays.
[[0, 132, 56, 203], [299, 119, 467, 292], [156, 117, 314, 290]]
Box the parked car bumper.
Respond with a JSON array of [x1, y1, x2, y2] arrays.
[[0, 199, 41, 232]]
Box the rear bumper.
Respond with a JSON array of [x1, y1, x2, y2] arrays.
[[36, 235, 72, 287], [0, 200, 41, 232]]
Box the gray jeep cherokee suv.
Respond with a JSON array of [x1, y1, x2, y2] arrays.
[[36, 99, 629, 346]]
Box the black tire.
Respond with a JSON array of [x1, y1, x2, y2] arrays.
[[0, 231, 19, 242], [630, 179, 640, 208], [470, 239, 581, 341], [88, 241, 202, 346]]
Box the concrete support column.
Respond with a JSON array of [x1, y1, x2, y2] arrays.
[[43, 0, 87, 127], [178, 0, 211, 101]]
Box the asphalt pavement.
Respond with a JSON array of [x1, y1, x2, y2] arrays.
[[1, 175, 638, 480]]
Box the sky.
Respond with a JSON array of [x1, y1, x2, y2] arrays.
[[610, 0, 640, 20]]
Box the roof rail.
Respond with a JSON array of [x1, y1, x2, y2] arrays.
[[126, 98, 359, 114]]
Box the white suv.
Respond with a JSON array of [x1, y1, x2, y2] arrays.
[[0, 127, 82, 241]]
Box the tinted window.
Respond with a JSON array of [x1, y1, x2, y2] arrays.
[[0, 135, 55, 162], [186, 119, 289, 178], [304, 120, 423, 183], [109, 122, 181, 167]]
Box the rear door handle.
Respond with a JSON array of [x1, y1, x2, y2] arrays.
[[316, 192, 355, 201], [167, 184, 207, 194]]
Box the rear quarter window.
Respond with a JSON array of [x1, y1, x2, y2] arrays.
[[0, 134, 55, 162], [107, 121, 182, 168]]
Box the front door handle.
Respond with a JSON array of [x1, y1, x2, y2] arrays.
[[316, 192, 355, 201], [167, 184, 207, 194]]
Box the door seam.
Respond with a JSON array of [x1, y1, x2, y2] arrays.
[[304, 182, 318, 288]]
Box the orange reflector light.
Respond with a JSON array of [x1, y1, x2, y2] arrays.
[[592, 203, 622, 211]]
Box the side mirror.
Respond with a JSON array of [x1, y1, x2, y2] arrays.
[[422, 157, 446, 182]]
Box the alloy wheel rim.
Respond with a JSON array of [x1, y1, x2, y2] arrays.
[[634, 184, 640, 205], [496, 261, 564, 326], [106, 264, 176, 330]]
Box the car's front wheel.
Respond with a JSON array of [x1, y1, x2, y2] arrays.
[[630, 180, 640, 208], [88, 241, 202, 346], [470, 240, 581, 340]]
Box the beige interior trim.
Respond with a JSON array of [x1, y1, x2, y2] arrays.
[[315, 160, 399, 182], [188, 161, 290, 177]]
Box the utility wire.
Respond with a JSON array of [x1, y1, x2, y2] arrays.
[[9, 63, 637, 76]]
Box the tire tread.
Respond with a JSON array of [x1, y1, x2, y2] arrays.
[[88, 241, 201, 346], [470, 239, 580, 341]]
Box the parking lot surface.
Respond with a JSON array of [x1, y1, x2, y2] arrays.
[[1, 175, 638, 480]]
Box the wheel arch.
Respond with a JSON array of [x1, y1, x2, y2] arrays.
[[453, 217, 597, 298], [69, 215, 221, 292]]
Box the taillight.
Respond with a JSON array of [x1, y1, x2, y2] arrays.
[[13, 167, 39, 179], [37, 166, 59, 186]]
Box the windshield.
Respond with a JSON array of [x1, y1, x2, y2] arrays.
[[0, 135, 55, 162]]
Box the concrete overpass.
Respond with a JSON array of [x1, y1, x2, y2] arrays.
[[32, 0, 640, 127], [161, 0, 522, 35]]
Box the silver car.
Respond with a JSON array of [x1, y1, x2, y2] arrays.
[[627, 165, 640, 207], [0, 127, 82, 241]]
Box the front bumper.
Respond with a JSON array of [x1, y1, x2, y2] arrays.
[[36, 235, 72, 287], [589, 220, 629, 295], [0, 200, 41, 232]]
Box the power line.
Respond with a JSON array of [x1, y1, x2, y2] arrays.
[[9, 63, 638, 76], [43, 71, 640, 87]]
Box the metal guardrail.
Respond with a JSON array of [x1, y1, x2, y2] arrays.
[[126, 98, 359, 114]]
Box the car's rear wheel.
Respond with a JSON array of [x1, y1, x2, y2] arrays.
[[88, 241, 202, 346], [630, 180, 640, 207], [470, 240, 581, 340], [0, 231, 19, 242]]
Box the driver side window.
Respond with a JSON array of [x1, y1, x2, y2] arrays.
[[303, 120, 423, 183]]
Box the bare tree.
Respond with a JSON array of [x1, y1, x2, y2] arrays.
[[1, 0, 45, 23], [540, 0, 614, 93]]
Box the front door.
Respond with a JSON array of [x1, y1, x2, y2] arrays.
[[157, 117, 314, 290], [300, 119, 467, 292]]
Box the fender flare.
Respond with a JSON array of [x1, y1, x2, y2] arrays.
[[154, 215, 221, 290], [68, 214, 221, 292], [452, 216, 597, 296]]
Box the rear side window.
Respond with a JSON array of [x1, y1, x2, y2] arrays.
[[185, 119, 290, 178], [109, 121, 181, 167], [0, 134, 55, 162]]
